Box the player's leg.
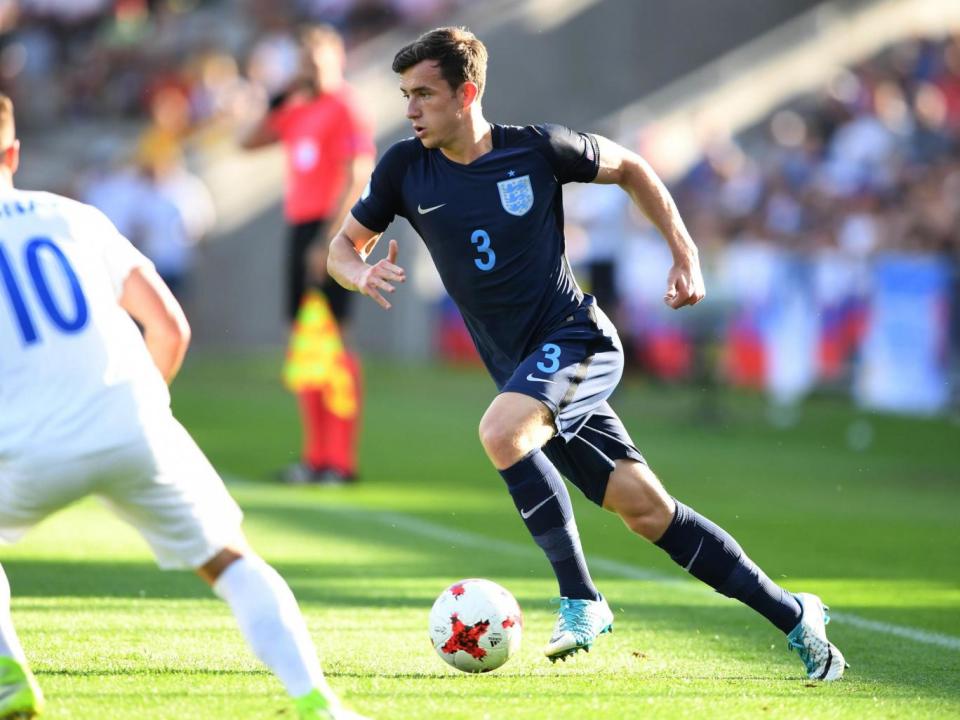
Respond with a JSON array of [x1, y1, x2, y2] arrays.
[[478, 392, 611, 661], [0, 566, 25, 665], [604, 460, 804, 630], [0, 461, 67, 719], [101, 421, 366, 718], [603, 459, 846, 680], [479, 392, 600, 601], [0, 564, 44, 719], [490, 303, 629, 659], [196, 544, 362, 719]]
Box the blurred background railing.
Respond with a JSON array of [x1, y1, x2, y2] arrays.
[[2, 0, 957, 418]]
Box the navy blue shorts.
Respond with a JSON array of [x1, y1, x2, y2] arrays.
[[501, 300, 645, 506]]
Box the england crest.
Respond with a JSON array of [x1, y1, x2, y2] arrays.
[[497, 175, 534, 216]]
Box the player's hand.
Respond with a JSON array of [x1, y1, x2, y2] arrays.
[[356, 239, 405, 309], [663, 256, 705, 309]]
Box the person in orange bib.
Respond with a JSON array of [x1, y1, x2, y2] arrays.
[[244, 24, 375, 485]]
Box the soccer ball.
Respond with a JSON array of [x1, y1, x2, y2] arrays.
[[428, 578, 522, 673]]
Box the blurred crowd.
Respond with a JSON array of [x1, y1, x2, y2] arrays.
[[0, 0, 462, 295], [563, 32, 960, 416], [673, 33, 960, 263], [0, 1, 956, 415], [0, 0, 465, 124]]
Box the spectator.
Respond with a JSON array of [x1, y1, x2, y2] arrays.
[[82, 150, 194, 297]]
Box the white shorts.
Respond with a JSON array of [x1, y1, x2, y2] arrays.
[[0, 415, 244, 570]]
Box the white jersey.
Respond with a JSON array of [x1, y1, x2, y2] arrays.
[[0, 189, 171, 459]]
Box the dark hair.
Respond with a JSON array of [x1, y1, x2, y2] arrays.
[[392, 27, 488, 98]]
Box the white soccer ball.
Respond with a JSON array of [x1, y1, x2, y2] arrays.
[[428, 578, 523, 673]]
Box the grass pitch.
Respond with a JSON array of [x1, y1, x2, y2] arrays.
[[4, 354, 959, 719]]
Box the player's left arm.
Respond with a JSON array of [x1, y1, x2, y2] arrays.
[[119, 265, 191, 384], [592, 135, 705, 309]]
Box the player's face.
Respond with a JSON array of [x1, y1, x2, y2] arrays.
[[400, 60, 465, 149]]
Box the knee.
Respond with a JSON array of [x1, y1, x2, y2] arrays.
[[478, 395, 555, 469], [620, 501, 674, 541], [478, 415, 522, 468], [604, 463, 675, 541]]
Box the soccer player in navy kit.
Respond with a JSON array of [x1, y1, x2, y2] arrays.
[[328, 27, 847, 680]]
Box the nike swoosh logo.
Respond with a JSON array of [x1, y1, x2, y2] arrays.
[[684, 538, 704, 571], [526, 374, 554, 384], [520, 493, 555, 519], [0, 685, 22, 703], [417, 203, 446, 214]]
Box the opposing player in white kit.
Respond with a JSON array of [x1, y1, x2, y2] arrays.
[[0, 96, 367, 720]]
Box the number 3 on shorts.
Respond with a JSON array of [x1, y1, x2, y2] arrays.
[[536, 343, 561, 374]]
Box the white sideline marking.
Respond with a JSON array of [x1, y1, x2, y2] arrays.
[[374, 510, 677, 584], [828, 613, 960, 651], [367, 509, 960, 652], [226, 477, 960, 651]]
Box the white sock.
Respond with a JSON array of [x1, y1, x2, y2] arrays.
[[213, 554, 328, 698], [0, 564, 27, 663]]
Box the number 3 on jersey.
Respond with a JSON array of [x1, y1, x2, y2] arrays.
[[0, 237, 89, 346], [470, 229, 496, 271], [536, 343, 561, 374]]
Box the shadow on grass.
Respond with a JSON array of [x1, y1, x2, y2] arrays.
[[239, 499, 958, 584]]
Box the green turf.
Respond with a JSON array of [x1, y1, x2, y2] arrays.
[[4, 353, 959, 719]]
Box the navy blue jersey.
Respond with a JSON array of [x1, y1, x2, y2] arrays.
[[351, 123, 600, 386]]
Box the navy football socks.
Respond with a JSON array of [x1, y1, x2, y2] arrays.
[[654, 500, 802, 634], [500, 450, 600, 601]]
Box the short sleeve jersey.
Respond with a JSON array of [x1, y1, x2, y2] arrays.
[[269, 87, 375, 223], [0, 190, 170, 458], [351, 123, 600, 386]]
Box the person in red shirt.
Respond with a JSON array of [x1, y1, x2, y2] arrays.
[[243, 24, 375, 484]]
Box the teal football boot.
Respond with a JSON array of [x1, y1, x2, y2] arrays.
[[543, 595, 614, 662]]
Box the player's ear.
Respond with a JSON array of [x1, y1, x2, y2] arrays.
[[459, 81, 479, 110]]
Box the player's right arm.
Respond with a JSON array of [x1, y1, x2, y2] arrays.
[[328, 139, 412, 309], [119, 265, 191, 383], [327, 213, 405, 310]]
